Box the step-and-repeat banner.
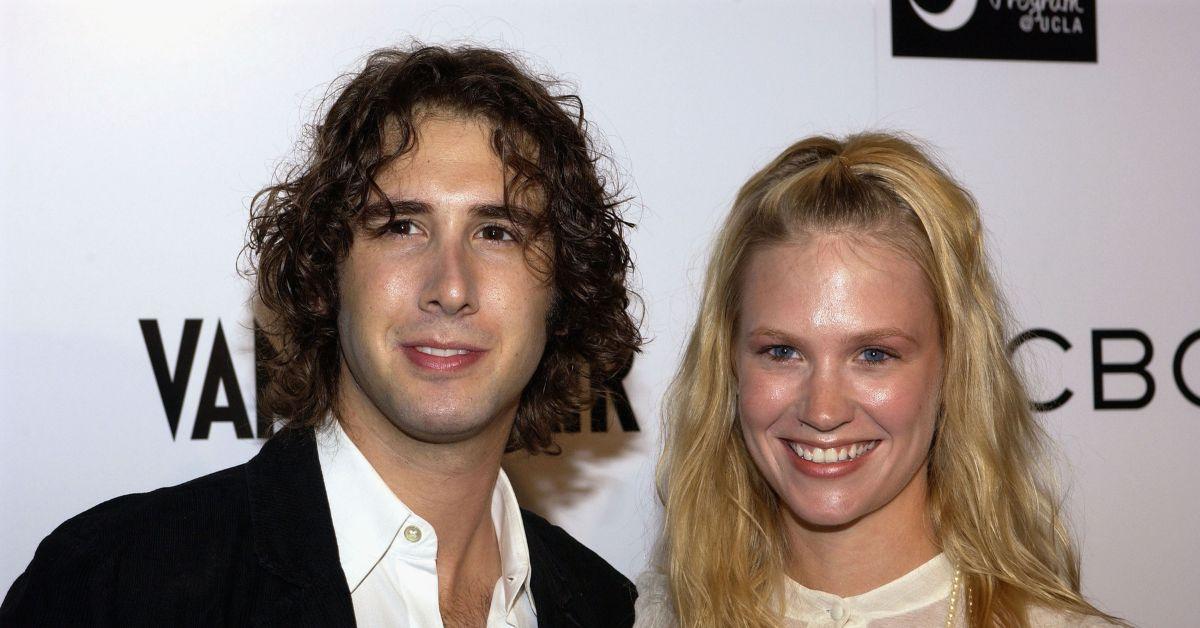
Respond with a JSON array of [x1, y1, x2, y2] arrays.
[[2, 2, 1196, 626]]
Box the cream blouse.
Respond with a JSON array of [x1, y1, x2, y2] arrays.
[[634, 554, 1117, 627]]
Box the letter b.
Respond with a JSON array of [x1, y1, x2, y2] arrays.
[[1092, 329, 1155, 410]]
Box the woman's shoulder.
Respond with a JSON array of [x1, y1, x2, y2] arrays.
[[1026, 605, 1128, 627], [634, 571, 677, 628]]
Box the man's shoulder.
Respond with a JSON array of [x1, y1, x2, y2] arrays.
[[50, 462, 251, 551], [15, 461, 253, 579], [1, 462, 257, 624], [34, 428, 321, 557], [520, 508, 637, 626]]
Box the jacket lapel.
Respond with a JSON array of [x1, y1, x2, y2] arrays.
[[245, 428, 356, 627], [524, 512, 586, 628]]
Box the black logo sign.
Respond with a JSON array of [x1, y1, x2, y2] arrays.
[[558, 359, 640, 434], [140, 319, 272, 440], [1009, 328, 1200, 411], [892, 0, 1097, 62]]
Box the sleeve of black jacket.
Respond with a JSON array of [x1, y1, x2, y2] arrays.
[[521, 509, 637, 628], [1, 499, 126, 626], [1, 465, 262, 627]]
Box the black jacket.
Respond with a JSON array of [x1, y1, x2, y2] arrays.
[[1, 429, 636, 627]]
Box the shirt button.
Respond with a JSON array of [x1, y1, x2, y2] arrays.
[[403, 525, 422, 543], [829, 603, 845, 621]]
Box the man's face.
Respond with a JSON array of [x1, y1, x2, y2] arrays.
[[336, 115, 552, 446]]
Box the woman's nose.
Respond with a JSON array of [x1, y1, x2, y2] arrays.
[[801, 368, 853, 432]]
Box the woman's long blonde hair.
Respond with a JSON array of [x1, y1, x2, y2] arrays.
[[658, 133, 1121, 627]]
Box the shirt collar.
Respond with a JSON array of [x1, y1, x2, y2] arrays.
[[317, 419, 419, 590], [316, 419, 535, 614], [492, 468, 535, 615], [785, 553, 954, 620]]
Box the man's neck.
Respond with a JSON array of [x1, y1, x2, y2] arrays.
[[340, 412, 502, 537], [335, 399, 510, 612], [783, 470, 939, 598]]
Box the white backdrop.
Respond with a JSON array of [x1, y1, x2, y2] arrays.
[[2, 2, 1197, 626]]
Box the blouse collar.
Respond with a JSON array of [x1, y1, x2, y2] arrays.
[[784, 553, 954, 624]]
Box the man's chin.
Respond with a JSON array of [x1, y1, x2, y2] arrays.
[[382, 405, 510, 446]]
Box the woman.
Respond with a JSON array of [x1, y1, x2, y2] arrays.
[[637, 134, 1124, 627]]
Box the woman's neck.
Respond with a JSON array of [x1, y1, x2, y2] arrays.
[[783, 469, 940, 598]]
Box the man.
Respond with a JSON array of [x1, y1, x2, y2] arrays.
[[2, 45, 641, 627]]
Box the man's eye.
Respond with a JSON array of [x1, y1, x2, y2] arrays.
[[386, 219, 418, 236], [479, 225, 516, 241]]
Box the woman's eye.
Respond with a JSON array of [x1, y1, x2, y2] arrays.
[[765, 345, 799, 360], [479, 225, 516, 241], [860, 348, 892, 363]]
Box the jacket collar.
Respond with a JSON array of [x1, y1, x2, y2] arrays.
[[245, 427, 355, 625], [523, 510, 585, 627]]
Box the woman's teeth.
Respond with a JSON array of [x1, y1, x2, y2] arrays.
[[789, 440, 878, 463]]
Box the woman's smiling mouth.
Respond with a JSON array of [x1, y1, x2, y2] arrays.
[[788, 440, 880, 464]]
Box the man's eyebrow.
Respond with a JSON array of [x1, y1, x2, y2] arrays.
[[360, 199, 529, 220], [361, 198, 431, 216], [473, 203, 540, 222]]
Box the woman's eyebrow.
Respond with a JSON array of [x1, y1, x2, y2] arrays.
[[746, 327, 919, 345], [747, 327, 799, 344], [846, 328, 919, 345]]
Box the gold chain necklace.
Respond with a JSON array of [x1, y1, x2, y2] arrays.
[[945, 567, 973, 627]]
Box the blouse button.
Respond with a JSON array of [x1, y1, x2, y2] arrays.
[[829, 602, 846, 621], [403, 525, 422, 543]]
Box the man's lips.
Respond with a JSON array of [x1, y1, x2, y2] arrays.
[[401, 341, 487, 372]]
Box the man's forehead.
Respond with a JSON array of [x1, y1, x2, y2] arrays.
[[375, 111, 546, 212], [381, 107, 475, 150]]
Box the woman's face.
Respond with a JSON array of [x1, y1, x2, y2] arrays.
[[735, 232, 943, 529]]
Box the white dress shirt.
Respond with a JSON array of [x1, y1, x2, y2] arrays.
[[316, 421, 537, 627]]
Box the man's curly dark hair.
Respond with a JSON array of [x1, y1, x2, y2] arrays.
[[245, 45, 641, 454]]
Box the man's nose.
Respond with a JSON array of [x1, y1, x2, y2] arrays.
[[419, 238, 477, 317], [801, 366, 853, 432]]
